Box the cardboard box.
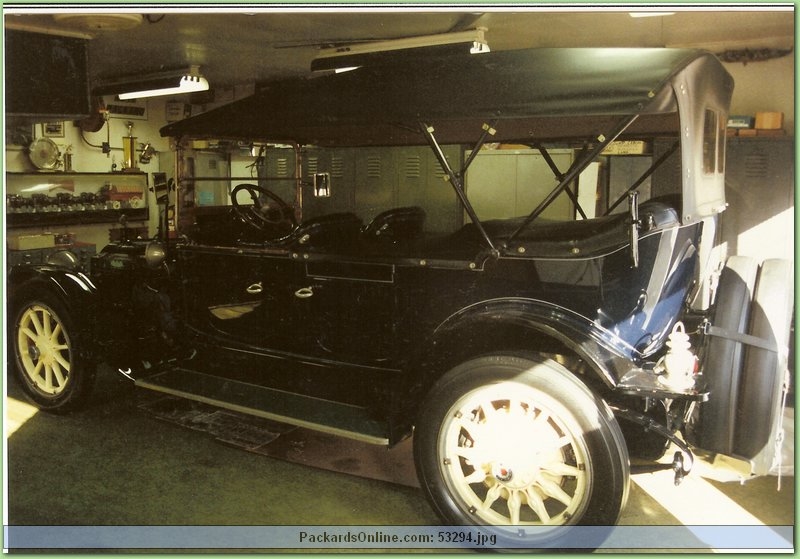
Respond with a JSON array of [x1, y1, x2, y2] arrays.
[[8, 234, 55, 251], [755, 111, 784, 130]]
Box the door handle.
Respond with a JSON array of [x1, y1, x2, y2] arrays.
[[246, 282, 263, 294], [294, 286, 314, 299]]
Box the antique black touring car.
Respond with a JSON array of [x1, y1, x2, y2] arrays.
[[8, 48, 794, 540]]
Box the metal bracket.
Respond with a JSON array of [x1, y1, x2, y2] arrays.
[[462, 121, 498, 172], [628, 191, 640, 268], [611, 405, 694, 485]]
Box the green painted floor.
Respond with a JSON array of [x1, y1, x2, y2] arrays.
[[5, 366, 794, 552]]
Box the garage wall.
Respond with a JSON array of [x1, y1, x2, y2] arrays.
[[721, 136, 794, 262], [723, 53, 795, 133], [6, 98, 175, 248], [720, 53, 795, 263]]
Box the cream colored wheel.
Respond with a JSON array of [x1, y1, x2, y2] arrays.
[[17, 303, 73, 396], [11, 292, 95, 412], [439, 381, 591, 526], [415, 355, 629, 542]]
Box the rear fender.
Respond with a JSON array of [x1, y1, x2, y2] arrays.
[[421, 297, 638, 390]]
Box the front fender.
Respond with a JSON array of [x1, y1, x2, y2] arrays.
[[8, 264, 103, 357], [428, 297, 641, 388], [9, 264, 99, 315]]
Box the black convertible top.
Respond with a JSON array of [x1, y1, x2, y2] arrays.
[[160, 48, 731, 146]]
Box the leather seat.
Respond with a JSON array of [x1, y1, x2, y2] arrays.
[[362, 206, 426, 244], [276, 212, 364, 250]]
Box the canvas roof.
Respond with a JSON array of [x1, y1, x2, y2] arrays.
[[161, 48, 730, 146]]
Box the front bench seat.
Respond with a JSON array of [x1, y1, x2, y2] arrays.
[[362, 206, 427, 245], [272, 212, 364, 251]]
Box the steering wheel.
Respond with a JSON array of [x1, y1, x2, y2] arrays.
[[230, 183, 298, 232]]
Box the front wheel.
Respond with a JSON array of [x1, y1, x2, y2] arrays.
[[414, 355, 629, 547], [10, 290, 95, 412]]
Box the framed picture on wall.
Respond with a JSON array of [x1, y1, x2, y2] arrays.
[[5, 120, 34, 147], [43, 121, 65, 137]]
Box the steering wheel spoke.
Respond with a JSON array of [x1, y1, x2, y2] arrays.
[[231, 183, 298, 234]]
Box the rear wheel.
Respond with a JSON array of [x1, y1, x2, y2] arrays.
[[414, 355, 629, 547], [10, 290, 95, 412]]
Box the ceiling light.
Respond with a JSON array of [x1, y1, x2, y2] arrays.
[[312, 27, 490, 72], [52, 13, 144, 31], [334, 66, 361, 74], [95, 66, 209, 100], [118, 74, 209, 100], [628, 12, 675, 18]]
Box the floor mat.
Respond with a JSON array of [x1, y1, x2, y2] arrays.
[[138, 395, 294, 449], [138, 394, 419, 488]]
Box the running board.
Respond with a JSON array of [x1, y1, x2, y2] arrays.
[[135, 368, 389, 445]]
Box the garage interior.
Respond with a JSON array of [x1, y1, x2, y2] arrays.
[[4, 6, 795, 551]]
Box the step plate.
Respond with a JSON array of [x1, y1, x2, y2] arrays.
[[136, 368, 389, 445]]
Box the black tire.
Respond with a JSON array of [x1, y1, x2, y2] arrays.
[[697, 255, 759, 455], [9, 289, 95, 412], [734, 258, 794, 474], [414, 354, 629, 549]]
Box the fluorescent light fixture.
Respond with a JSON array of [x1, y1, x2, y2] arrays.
[[118, 69, 209, 100], [312, 27, 490, 72], [334, 66, 361, 74], [95, 65, 209, 100], [629, 12, 675, 18]]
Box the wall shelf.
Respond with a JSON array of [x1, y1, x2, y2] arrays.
[[6, 171, 148, 229]]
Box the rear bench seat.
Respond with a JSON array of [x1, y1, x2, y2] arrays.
[[436, 196, 681, 259]]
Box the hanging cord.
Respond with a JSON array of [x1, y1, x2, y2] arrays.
[[79, 128, 109, 150], [78, 111, 125, 155]]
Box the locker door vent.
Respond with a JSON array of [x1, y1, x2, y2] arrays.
[[276, 158, 290, 177], [404, 156, 422, 179], [744, 152, 769, 180], [331, 156, 344, 178], [367, 156, 382, 179], [306, 156, 318, 176]]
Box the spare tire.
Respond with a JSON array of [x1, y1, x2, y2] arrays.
[[733, 258, 794, 475], [697, 256, 758, 455]]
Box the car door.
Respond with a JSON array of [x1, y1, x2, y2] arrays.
[[296, 258, 398, 365], [177, 246, 303, 348]]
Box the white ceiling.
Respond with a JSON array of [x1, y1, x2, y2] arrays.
[[4, 7, 795, 91]]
